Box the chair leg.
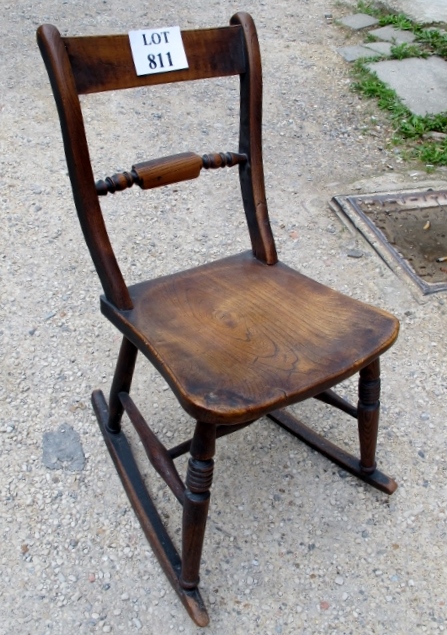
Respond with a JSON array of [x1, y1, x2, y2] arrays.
[[180, 421, 216, 591], [107, 336, 138, 433], [268, 355, 397, 495], [357, 358, 380, 474], [91, 390, 210, 626]]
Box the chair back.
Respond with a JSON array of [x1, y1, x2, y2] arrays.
[[37, 13, 277, 310]]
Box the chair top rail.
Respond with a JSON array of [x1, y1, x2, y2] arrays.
[[63, 26, 246, 95]]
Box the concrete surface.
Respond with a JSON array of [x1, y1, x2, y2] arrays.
[[368, 25, 416, 44], [363, 42, 394, 56], [336, 45, 381, 62], [368, 56, 447, 116], [338, 13, 379, 30], [385, 0, 446, 24]]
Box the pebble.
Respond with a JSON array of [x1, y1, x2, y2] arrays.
[[347, 248, 364, 258]]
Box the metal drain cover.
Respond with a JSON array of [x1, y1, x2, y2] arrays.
[[331, 189, 447, 295]]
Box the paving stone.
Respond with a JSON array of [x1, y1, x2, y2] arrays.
[[337, 45, 381, 63], [369, 26, 416, 44], [368, 56, 447, 116], [386, 0, 446, 23], [363, 41, 394, 57], [338, 13, 379, 30]]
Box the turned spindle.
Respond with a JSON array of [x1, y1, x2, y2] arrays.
[[96, 151, 247, 195], [96, 170, 137, 195], [201, 151, 247, 169]]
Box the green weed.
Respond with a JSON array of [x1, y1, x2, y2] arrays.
[[378, 13, 414, 31], [418, 29, 447, 57], [351, 2, 447, 166], [415, 139, 447, 165], [390, 43, 427, 59]]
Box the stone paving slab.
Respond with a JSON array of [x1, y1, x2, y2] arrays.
[[384, 0, 447, 24], [369, 25, 416, 44], [338, 13, 379, 30], [368, 56, 447, 115], [363, 41, 394, 56], [337, 45, 382, 62]]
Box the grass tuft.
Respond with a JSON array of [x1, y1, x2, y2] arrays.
[[390, 43, 428, 60], [350, 2, 447, 166], [417, 139, 447, 165]]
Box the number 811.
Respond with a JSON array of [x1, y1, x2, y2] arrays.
[[148, 52, 173, 70]]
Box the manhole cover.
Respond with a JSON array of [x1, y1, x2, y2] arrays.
[[331, 189, 447, 295]]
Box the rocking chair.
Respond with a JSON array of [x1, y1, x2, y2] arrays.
[[37, 12, 399, 626]]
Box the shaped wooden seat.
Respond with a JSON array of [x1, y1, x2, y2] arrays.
[[103, 251, 397, 424], [37, 12, 399, 627]]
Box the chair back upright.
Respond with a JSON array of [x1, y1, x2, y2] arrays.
[[36, 13, 278, 310]]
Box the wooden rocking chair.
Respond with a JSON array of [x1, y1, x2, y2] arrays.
[[37, 13, 399, 626]]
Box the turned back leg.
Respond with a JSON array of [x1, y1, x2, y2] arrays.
[[357, 358, 381, 474]]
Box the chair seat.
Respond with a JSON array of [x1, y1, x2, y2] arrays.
[[101, 251, 399, 424]]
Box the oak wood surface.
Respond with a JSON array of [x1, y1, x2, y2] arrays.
[[64, 26, 246, 94], [37, 23, 133, 309], [231, 12, 277, 265], [101, 251, 399, 424]]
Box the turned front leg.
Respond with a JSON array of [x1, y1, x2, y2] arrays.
[[357, 358, 381, 474], [180, 421, 216, 591]]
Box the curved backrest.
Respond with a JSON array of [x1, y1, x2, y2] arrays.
[[37, 12, 277, 310]]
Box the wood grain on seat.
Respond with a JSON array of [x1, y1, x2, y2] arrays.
[[101, 251, 398, 424]]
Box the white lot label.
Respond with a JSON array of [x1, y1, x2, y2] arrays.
[[129, 26, 188, 76]]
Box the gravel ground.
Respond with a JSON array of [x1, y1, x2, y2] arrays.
[[1, 1, 447, 634]]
